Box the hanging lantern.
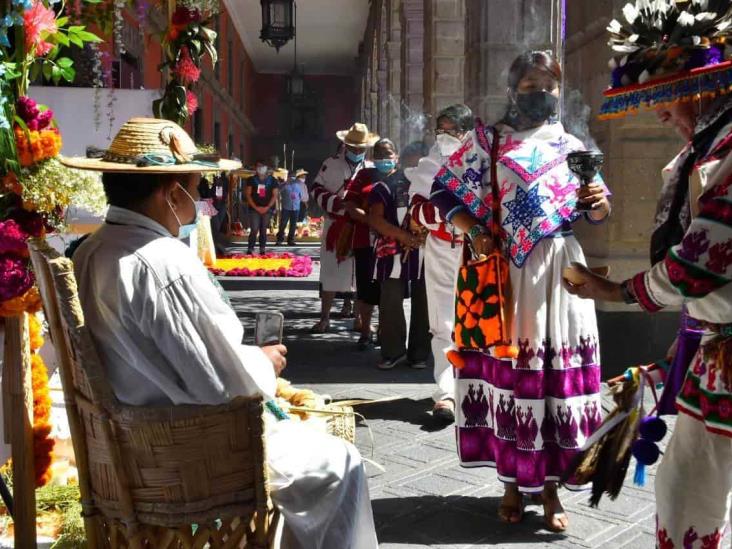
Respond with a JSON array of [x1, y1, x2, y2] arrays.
[[260, 0, 295, 52]]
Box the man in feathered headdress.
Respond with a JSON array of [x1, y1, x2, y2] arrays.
[[566, 1, 732, 545]]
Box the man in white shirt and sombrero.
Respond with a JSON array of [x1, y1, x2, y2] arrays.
[[310, 123, 377, 333], [61, 117, 378, 549]]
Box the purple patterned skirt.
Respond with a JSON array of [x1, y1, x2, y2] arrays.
[[453, 236, 603, 493]]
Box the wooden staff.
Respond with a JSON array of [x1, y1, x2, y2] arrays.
[[2, 314, 37, 548]]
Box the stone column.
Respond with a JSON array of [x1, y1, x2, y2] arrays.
[[400, 0, 425, 145], [386, 0, 402, 146], [464, 0, 555, 122], [423, 0, 466, 120], [377, 1, 390, 136]]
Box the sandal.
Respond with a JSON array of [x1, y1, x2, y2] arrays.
[[498, 489, 524, 524], [542, 490, 568, 532], [310, 320, 330, 334]]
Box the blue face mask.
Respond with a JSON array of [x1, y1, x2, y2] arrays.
[[346, 150, 366, 164], [167, 183, 199, 240], [374, 159, 397, 174]]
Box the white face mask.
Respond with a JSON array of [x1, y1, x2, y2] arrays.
[[257, 166, 268, 176], [436, 133, 462, 158]]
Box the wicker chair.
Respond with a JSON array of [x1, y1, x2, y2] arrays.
[[28, 239, 278, 549]]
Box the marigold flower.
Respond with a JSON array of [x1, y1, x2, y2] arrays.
[[0, 287, 42, 317]]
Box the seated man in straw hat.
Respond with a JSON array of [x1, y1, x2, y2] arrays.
[[62, 118, 378, 549]]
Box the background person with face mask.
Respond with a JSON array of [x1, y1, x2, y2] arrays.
[[406, 104, 474, 424], [245, 160, 279, 255], [430, 51, 611, 533], [368, 138, 430, 371], [310, 123, 377, 333]]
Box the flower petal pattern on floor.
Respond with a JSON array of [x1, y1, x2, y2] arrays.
[[209, 253, 313, 277]]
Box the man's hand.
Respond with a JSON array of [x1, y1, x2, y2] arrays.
[[563, 262, 624, 302], [409, 217, 425, 233], [262, 344, 287, 376], [396, 230, 422, 249], [578, 183, 611, 219], [344, 202, 368, 223]]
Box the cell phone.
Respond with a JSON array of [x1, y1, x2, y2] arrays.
[[255, 311, 284, 346]]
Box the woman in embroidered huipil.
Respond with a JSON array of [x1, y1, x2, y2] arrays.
[[431, 51, 611, 531]]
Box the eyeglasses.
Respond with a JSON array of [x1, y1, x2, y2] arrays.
[[435, 128, 463, 138]]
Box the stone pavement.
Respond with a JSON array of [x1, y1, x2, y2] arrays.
[[229, 285, 701, 549]]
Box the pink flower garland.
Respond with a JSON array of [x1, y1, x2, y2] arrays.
[[209, 253, 313, 278]]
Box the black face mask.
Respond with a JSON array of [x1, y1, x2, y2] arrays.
[[515, 91, 558, 124]]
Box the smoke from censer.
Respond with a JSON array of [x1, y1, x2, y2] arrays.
[[562, 88, 599, 151]]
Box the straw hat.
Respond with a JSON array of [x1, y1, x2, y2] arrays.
[[294, 169, 308, 178], [273, 168, 289, 180], [60, 117, 242, 173], [336, 122, 379, 148]]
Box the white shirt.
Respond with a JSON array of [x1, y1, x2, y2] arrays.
[[73, 206, 276, 407]]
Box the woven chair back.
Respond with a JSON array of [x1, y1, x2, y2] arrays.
[[28, 238, 275, 547]]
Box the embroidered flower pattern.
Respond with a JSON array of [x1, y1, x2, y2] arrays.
[[678, 229, 711, 263]]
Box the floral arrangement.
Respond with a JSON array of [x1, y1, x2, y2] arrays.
[[154, 5, 217, 125], [209, 253, 313, 278], [0, 0, 102, 490]]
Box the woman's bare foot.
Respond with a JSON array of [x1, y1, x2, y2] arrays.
[[542, 484, 568, 532], [498, 485, 524, 524]]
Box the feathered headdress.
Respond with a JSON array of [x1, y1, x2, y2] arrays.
[[600, 0, 732, 119]]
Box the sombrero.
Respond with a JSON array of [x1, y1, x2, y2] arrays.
[[336, 123, 379, 148], [600, 0, 732, 120], [60, 117, 242, 173], [295, 169, 308, 177]]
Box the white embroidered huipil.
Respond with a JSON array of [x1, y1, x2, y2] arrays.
[[73, 206, 377, 549], [406, 142, 463, 403]]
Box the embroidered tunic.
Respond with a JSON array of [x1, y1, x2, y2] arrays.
[[368, 170, 422, 281], [431, 122, 607, 493]]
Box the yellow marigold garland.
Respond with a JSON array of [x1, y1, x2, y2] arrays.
[[0, 286, 42, 317], [27, 313, 54, 487]]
